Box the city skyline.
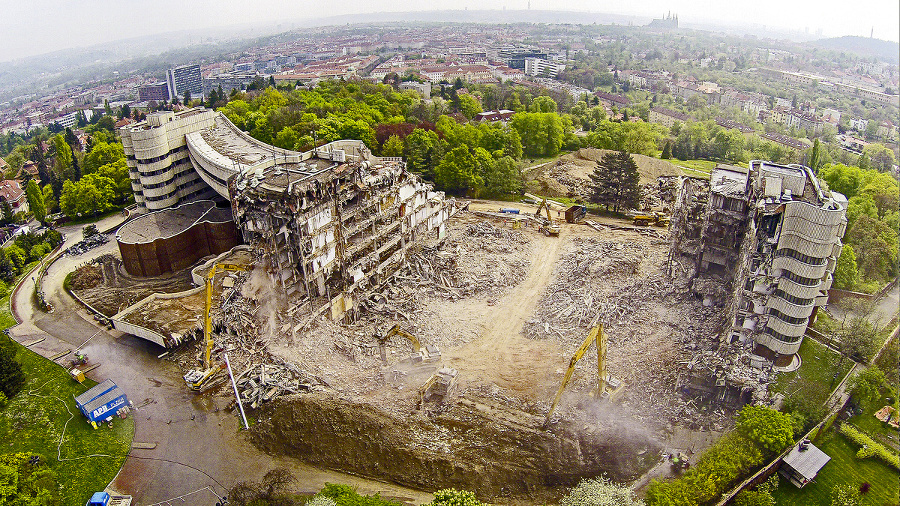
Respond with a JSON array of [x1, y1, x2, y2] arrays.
[[0, 0, 897, 62]]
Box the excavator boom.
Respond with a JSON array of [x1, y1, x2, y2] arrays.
[[545, 324, 602, 424], [186, 262, 250, 391]]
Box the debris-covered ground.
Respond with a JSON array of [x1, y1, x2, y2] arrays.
[[69, 254, 195, 316], [78, 204, 767, 500]]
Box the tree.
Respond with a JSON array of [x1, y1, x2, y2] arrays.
[[830, 484, 860, 506], [736, 405, 794, 454], [0, 335, 26, 399], [560, 477, 644, 506], [458, 94, 482, 120], [428, 488, 482, 506], [848, 367, 885, 408], [482, 156, 523, 197], [0, 199, 13, 225], [183, 90, 191, 105], [529, 96, 557, 113], [25, 180, 45, 224], [832, 244, 859, 290], [734, 475, 777, 506], [381, 135, 404, 157], [52, 134, 72, 177], [845, 214, 897, 282], [589, 151, 641, 213], [661, 141, 672, 159], [807, 139, 823, 173], [59, 174, 115, 218], [404, 128, 443, 180], [434, 146, 482, 195], [837, 315, 880, 363], [83, 141, 125, 174]]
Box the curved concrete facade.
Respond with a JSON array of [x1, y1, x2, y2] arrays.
[[120, 108, 221, 212], [116, 200, 240, 276]]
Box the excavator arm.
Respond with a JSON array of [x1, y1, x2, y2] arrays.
[[544, 324, 603, 425], [186, 262, 249, 391]]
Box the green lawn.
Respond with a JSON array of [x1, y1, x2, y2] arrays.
[[0, 259, 133, 503], [0, 340, 134, 504], [771, 427, 899, 505], [849, 385, 900, 453], [674, 159, 717, 174], [771, 338, 852, 396]]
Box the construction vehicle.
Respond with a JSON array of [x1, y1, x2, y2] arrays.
[[418, 367, 458, 408], [70, 351, 88, 367], [525, 193, 561, 237], [544, 323, 624, 426], [184, 262, 249, 391], [565, 205, 587, 223], [631, 211, 670, 227], [375, 324, 441, 364]]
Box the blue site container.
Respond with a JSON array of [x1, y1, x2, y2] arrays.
[[86, 492, 109, 506], [74, 379, 116, 408], [80, 389, 128, 423], [499, 208, 520, 214], [75, 380, 128, 423]]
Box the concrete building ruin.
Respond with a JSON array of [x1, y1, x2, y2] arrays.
[[118, 107, 457, 320], [668, 161, 847, 367]]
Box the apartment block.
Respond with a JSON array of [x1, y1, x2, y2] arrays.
[[166, 64, 203, 101], [668, 161, 847, 366], [524, 58, 566, 78]]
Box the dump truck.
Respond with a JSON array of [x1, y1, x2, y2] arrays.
[[85, 492, 132, 506], [632, 211, 670, 227]]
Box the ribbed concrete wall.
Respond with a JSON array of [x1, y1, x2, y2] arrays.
[[119, 220, 240, 277]]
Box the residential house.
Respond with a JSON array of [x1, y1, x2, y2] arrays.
[[0, 180, 29, 215], [649, 107, 689, 129]]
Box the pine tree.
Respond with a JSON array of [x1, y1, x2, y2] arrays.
[[184, 90, 192, 106], [661, 141, 672, 159], [589, 151, 642, 213]]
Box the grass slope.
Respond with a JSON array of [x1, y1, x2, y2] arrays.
[[771, 338, 852, 395]]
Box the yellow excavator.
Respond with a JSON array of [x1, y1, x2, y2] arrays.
[[525, 193, 561, 237], [544, 323, 624, 426], [184, 262, 249, 391], [375, 324, 440, 363]]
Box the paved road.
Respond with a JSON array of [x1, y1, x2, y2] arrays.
[[828, 282, 899, 329], [10, 219, 430, 505]]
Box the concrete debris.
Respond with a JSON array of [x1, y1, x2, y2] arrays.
[[236, 362, 321, 409], [66, 233, 109, 256], [390, 220, 531, 300]]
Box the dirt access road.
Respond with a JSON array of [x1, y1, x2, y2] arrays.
[[444, 225, 567, 400]]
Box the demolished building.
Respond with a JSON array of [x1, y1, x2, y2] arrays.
[[119, 107, 457, 323], [230, 153, 456, 321], [668, 161, 847, 368]]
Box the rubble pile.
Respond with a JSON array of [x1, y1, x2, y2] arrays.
[[397, 220, 531, 300], [523, 238, 650, 341], [68, 264, 102, 290], [236, 362, 322, 409], [66, 233, 108, 256], [549, 162, 590, 200]]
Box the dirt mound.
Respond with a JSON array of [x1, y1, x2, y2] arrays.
[[69, 265, 102, 290], [251, 392, 660, 502], [534, 148, 681, 200]]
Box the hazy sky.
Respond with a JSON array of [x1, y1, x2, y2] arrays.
[[0, 0, 897, 62]]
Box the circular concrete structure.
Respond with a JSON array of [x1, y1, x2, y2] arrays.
[[116, 200, 241, 276]]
